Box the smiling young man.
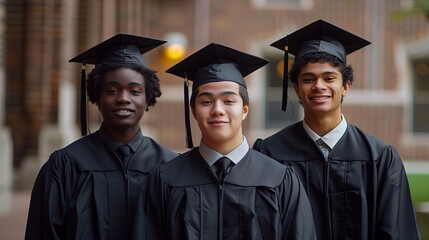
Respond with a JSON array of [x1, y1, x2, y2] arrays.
[[133, 43, 316, 240], [25, 34, 178, 240], [297, 60, 351, 136], [253, 20, 421, 240], [193, 80, 246, 154]]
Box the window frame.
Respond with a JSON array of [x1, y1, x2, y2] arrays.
[[411, 57, 429, 133], [251, 0, 313, 10]]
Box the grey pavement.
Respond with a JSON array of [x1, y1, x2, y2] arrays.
[[0, 191, 30, 240]]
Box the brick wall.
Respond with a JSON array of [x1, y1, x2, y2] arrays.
[[4, 0, 429, 168]]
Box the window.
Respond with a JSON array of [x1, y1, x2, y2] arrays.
[[266, 0, 299, 3], [412, 57, 429, 133], [399, 0, 414, 10], [252, 0, 312, 10], [264, 54, 301, 129]]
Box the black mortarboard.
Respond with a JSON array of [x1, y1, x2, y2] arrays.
[[270, 19, 371, 111], [166, 43, 269, 148], [69, 33, 166, 136]]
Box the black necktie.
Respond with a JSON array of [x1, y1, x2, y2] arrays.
[[117, 145, 132, 167], [215, 157, 232, 181], [316, 138, 330, 161]]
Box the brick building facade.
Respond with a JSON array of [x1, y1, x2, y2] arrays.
[[3, 0, 429, 172]]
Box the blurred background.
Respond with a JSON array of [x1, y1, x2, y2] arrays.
[[0, 0, 429, 239]]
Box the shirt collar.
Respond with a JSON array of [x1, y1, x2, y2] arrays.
[[199, 136, 249, 166], [98, 126, 143, 153], [303, 114, 348, 149]]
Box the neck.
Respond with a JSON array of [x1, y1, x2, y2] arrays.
[[102, 123, 139, 144], [202, 134, 243, 155], [304, 112, 342, 137]]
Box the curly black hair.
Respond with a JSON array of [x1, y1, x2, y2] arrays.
[[289, 52, 354, 87], [86, 63, 162, 110]]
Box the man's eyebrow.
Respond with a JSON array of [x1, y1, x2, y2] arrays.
[[321, 71, 339, 75], [128, 81, 144, 86], [299, 71, 339, 77], [299, 72, 315, 77], [197, 91, 239, 97], [104, 80, 144, 86]]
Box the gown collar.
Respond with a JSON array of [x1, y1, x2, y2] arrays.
[[98, 126, 143, 153], [199, 136, 249, 166], [303, 114, 348, 149]]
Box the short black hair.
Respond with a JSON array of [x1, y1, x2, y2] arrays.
[[86, 63, 162, 109], [289, 52, 354, 87], [190, 84, 249, 108]]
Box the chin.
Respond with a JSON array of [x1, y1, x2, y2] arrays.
[[206, 135, 230, 144]]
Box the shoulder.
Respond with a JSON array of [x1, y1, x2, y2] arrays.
[[343, 124, 393, 154], [226, 150, 291, 188], [263, 121, 303, 143], [254, 121, 307, 150], [345, 124, 387, 147], [253, 122, 314, 159], [247, 150, 285, 167], [47, 132, 136, 171], [247, 150, 288, 174], [48, 133, 97, 158], [61, 132, 102, 154], [37, 137, 93, 180], [140, 135, 178, 159], [141, 135, 172, 150], [160, 149, 195, 168], [159, 150, 203, 176], [336, 124, 403, 165], [157, 149, 215, 186]]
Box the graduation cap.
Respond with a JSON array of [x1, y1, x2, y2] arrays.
[[69, 33, 166, 136], [270, 19, 371, 111], [166, 43, 269, 149]]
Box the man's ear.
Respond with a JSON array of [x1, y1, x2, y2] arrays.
[[343, 80, 351, 97], [242, 104, 249, 120], [293, 83, 301, 101], [191, 107, 197, 119]]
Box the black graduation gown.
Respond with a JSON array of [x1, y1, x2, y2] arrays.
[[135, 148, 316, 240], [25, 131, 178, 240], [253, 121, 421, 240]]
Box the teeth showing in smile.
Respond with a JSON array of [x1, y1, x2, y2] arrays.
[[117, 109, 131, 112], [311, 96, 329, 100]]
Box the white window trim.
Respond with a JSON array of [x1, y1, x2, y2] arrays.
[[251, 0, 313, 10], [400, 35, 429, 146]]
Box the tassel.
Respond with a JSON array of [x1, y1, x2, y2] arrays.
[[80, 64, 87, 136], [281, 48, 289, 112], [184, 78, 193, 148]]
